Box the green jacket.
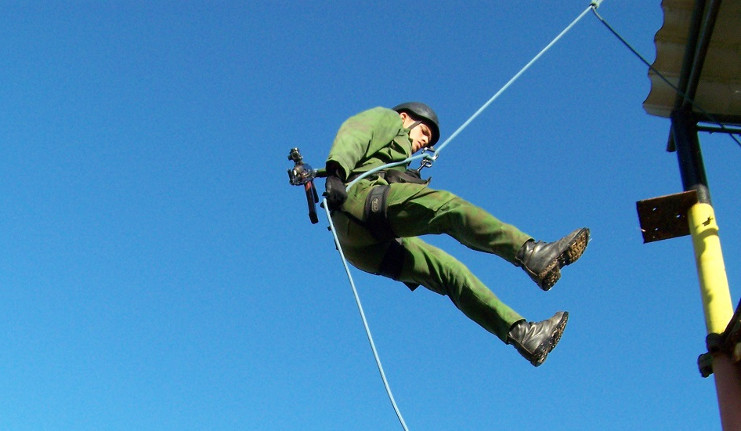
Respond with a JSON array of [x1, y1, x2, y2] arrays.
[[324, 106, 416, 220], [326, 107, 413, 180]]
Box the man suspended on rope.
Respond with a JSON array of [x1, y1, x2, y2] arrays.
[[323, 102, 590, 366]]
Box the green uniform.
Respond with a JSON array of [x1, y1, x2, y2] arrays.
[[327, 107, 533, 342]]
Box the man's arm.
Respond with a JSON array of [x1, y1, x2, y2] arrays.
[[326, 107, 402, 179]]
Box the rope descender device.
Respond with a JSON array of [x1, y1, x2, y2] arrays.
[[415, 147, 437, 173], [287, 147, 321, 224]]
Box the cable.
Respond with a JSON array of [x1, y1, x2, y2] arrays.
[[322, 198, 410, 431], [347, 2, 598, 191], [325, 10, 741, 429], [433, 2, 596, 156], [323, 4, 604, 430], [590, 7, 741, 148]]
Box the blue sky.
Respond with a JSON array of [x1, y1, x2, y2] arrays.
[[2, 1, 739, 430]]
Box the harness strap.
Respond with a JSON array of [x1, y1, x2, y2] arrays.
[[363, 187, 420, 292], [363, 185, 395, 241], [347, 171, 387, 183], [347, 169, 428, 185], [377, 238, 420, 291]]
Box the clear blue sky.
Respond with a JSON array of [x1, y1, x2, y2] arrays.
[[2, 1, 739, 430]]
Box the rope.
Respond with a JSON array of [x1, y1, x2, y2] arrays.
[[325, 2, 601, 429], [590, 7, 741, 147], [322, 198, 410, 431], [433, 2, 597, 155], [347, 2, 597, 191]]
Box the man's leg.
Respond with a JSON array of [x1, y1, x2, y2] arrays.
[[332, 212, 570, 364], [331, 211, 523, 342], [386, 183, 532, 262], [395, 237, 524, 342], [385, 183, 589, 290]]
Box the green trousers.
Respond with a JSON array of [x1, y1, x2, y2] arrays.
[[332, 179, 533, 342]]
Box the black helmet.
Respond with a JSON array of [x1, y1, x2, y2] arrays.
[[393, 102, 440, 146]]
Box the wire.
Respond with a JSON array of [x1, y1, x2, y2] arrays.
[[590, 7, 741, 148], [347, 2, 597, 191], [325, 9, 741, 429], [322, 198, 410, 431], [433, 2, 596, 156], [324, 4, 603, 430]]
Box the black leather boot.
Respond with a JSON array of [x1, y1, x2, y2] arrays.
[[515, 228, 590, 291], [507, 311, 569, 367]]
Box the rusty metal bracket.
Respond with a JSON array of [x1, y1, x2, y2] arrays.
[[636, 190, 698, 243]]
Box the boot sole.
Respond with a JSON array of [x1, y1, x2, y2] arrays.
[[539, 228, 590, 291], [559, 228, 590, 266], [531, 311, 569, 367]]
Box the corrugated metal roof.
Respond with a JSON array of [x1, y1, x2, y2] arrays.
[[643, 0, 741, 125]]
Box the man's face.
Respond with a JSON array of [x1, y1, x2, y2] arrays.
[[401, 113, 433, 152], [409, 122, 432, 152]]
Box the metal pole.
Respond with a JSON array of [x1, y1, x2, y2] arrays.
[[672, 109, 741, 430]]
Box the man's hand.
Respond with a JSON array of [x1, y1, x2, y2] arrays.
[[323, 175, 347, 211]]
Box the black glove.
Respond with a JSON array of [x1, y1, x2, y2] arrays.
[[323, 166, 347, 211]]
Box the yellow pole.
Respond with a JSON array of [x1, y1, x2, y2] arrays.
[[688, 202, 741, 431], [688, 203, 733, 333]]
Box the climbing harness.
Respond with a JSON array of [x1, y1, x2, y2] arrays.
[[287, 2, 608, 429]]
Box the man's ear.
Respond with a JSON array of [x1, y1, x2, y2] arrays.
[[399, 112, 410, 125]]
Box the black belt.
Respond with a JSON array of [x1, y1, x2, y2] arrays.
[[346, 169, 427, 185]]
